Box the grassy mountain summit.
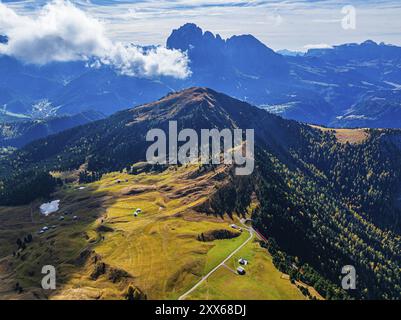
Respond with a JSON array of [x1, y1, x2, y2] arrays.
[[0, 87, 400, 299], [0, 87, 304, 178]]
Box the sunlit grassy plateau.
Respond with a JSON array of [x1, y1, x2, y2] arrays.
[[0, 163, 317, 300]]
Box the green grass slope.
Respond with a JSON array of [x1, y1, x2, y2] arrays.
[[0, 164, 309, 300]]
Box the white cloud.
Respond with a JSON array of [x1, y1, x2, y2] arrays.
[[0, 0, 191, 78], [3, 1, 401, 53], [303, 43, 333, 50]]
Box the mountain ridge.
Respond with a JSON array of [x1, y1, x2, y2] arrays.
[[0, 87, 400, 299], [2, 23, 401, 129]]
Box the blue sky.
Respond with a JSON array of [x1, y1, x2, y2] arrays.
[[2, 0, 401, 51]]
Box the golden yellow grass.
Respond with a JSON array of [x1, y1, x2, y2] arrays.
[[0, 165, 240, 299], [0, 164, 318, 300], [310, 125, 369, 144], [184, 238, 310, 300]]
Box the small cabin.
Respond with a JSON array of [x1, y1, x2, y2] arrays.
[[238, 258, 248, 266], [230, 224, 242, 232], [237, 267, 246, 275]]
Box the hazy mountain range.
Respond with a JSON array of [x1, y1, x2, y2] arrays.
[[1, 23, 401, 144], [0, 110, 104, 148]]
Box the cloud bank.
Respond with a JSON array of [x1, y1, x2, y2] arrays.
[[304, 43, 333, 50], [0, 0, 191, 78]]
